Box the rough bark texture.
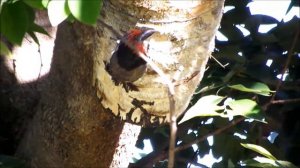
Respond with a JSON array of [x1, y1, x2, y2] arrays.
[[94, 0, 225, 126], [110, 123, 141, 168], [17, 22, 124, 167], [16, 0, 225, 167]]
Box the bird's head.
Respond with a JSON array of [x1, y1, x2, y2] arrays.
[[122, 27, 157, 56]]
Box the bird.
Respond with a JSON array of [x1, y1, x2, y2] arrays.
[[106, 27, 156, 84]]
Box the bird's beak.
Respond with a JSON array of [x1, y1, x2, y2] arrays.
[[139, 29, 157, 41]]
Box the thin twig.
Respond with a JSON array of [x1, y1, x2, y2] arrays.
[[137, 51, 176, 168], [210, 55, 228, 69], [188, 150, 198, 168], [175, 117, 244, 152], [271, 98, 300, 104], [137, 52, 174, 93], [12, 59, 16, 75], [37, 45, 43, 81], [130, 117, 245, 167], [128, 149, 168, 168], [270, 29, 299, 101], [263, 28, 299, 110], [177, 157, 208, 168], [167, 86, 176, 168]]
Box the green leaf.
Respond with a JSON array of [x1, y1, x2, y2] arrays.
[[242, 158, 277, 167], [286, 0, 300, 14], [270, 17, 300, 51], [275, 160, 299, 168], [214, 44, 246, 64], [26, 3, 36, 23], [47, 0, 70, 26], [255, 33, 278, 44], [154, 126, 169, 138], [241, 157, 298, 168], [221, 7, 251, 24], [227, 99, 266, 122], [241, 143, 277, 160], [0, 0, 6, 13], [23, 0, 45, 9], [244, 14, 278, 33], [179, 95, 225, 124], [0, 1, 30, 45], [42, 0, 49, 8], [26, 16, 49, 46], [219, 25, 244, 41], [0, 40, 12, 57], [228, 82, 274, 96], [67, 0, 102, 26], [28, 22, 49, 36], [27, 31, 40, 45]]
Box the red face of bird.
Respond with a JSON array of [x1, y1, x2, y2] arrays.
[[123, 28, 157, 56]]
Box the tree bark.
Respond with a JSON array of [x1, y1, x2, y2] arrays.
[[16, 0, 225, 167], [94, 0, 225, 125], [16, 21, 125, 167]]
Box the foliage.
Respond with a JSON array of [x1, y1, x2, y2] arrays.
[[134, 0, 300, 167], [0, 0, 299, 167], [0, 0, 102, 56], [0, 0, 102, 165]]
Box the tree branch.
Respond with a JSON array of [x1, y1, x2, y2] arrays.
[[271, 29, 299, 101], [263, 28, 300, 111], [129, 117, 244, 167], [177, 157, 208, 168], [271, 98, 300, 104], [175, 117, 244, 152], [137, 50, 177, 168], [167, 87, 176, 168]]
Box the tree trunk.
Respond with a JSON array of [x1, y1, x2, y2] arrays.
[[93, 0, 225, 125], [16, 0, 225, 167], [16, 21, 125, 167]]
